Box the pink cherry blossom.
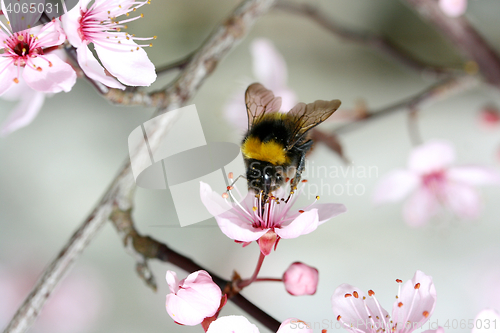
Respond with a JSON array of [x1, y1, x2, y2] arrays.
[[0, 19, 76, 95], [206, 316, 313, 333], [282, 262, 319, 296], [332, 270, 437, 333], [373, 140, 500, 227], [438, 0, 468, 17], [200, 179, 346, 256], [224, 38, 297, 132], [61, 0, 156, 89], [165, 270, 222, 326]]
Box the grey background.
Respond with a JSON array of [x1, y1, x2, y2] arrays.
[[2, 0, 500, 332]]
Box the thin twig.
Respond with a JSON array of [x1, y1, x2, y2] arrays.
[[402, 0, 500, 88], [275, 1, 454, 77], [2, 1, 278, 332], [334, 74, 479, 135]]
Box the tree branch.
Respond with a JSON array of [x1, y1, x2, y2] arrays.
[[275, 1, 454, 77], [334, 74, 479, 135], [155, 52, 194, 76], [402, 0, 500, 88], [2, 1, 279, 332]]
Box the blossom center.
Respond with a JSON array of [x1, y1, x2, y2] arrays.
[[422, 170, 446, 188], [4, 33, 42, 66], [224, 176, 315, 230], [337, 279, 432, 333]]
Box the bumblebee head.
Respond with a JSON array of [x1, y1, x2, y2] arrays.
[[246, 160, 286, 196]]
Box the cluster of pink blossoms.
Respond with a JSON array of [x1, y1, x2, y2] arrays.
[[0, 0, 156, 135], [166, 268, 500, 333]]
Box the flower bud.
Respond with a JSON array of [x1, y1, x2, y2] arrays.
[[282, 262, 318, 296], [165, 270, 222, 326]]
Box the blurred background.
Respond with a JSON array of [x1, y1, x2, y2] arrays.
[[2, 0, 500, 332]]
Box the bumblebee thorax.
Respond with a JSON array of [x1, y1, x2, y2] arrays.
[[241, 136, 289, 165]]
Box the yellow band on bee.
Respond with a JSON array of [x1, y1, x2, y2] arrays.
[[241, 137, 289, 165]]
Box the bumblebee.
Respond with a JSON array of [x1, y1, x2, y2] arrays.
[[241, 83, 341, 196]]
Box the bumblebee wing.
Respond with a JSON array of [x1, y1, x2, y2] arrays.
[[285, 99, 341, 150], [245, 83, 283, 129]]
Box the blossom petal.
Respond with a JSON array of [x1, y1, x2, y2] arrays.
[[60, 6, 83, 48], [207, 316, 260, 333], [199, 182, 234, 217], [408, 140, 455, 174], [391, 270, 436, 332], [373, 169, 419, 204], [277, 318, 313, 333], [215, 215, 268, 242], [315, 203, 347, 224], [36, 21, 66, 48], [472, 309, 500, 333], [251, 38, 288, 90], [443, 182, 481, 219], [200, 182, 267, 241], [438, 0, 467, 17], [1, 73, 29, 100], [76, 45, 125, 89], [0, 58, 17, 95], [447, 166, 500, 186], [23, 54, 76, 93], [276, 209, 319, 239], [1, 89, 45, 136], [165, 270, 180, 294], [94, 39, 156, 86], [403, 187, 438, 227], [182, 270, 220, 296], [331, 283, 389, 333]]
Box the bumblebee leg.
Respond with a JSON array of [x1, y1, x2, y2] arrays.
[[229, 174, 246, 188], [290, 140, 313, 190]]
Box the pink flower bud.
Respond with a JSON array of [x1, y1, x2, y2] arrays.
[[165, 270, 222, 326], [282, 262, 319, 296]]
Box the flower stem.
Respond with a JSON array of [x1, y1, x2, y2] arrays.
[[254, 278, 282, 282], [237, 252, 266, 289]]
